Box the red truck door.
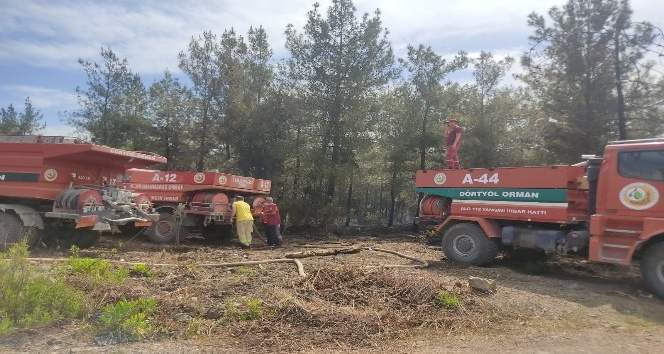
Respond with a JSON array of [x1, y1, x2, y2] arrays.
[[591, 143, 664, 264]]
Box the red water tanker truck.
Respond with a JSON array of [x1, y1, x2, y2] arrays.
[[415, 138, 664, 298], [0, 135, 167, 251], [121, 168, 271, 243]]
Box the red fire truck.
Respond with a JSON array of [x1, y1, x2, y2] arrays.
[[415, 138, 664, 298], [0, 135, 166, 251], [122, 168, 271, 243]]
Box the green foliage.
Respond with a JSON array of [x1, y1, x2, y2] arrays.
[[0, 242, 85, 335], [463, 51, 516, 168], [285, 0, 397, 220], [68, 256, 128, 283], [67, 46, 150, 149], [234, 266, 257, 277], [178, 29, 252, 171], [0, 317, 12, 336], [174, 203, 186, 220], [129, 264, 152, 277], [398, 44, 468, 171], [521, 0, 664, 162], [100, 298, 158, 341], [0, 97, 45, 134], [147, 70, 195, 170], [219, 297, 264, 321], [436, 290, 460, 309]]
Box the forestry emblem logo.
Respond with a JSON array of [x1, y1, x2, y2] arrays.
[[44, 169, 57, 181], [619, 182, 659, 210], [194, 173, 205, 183], [433, 173, 447, 185]]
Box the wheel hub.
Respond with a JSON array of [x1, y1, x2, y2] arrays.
[[454, 235, 475, 255], [156, 221, 174, 236]]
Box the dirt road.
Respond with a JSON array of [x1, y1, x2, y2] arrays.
[[2, 227, 663, 353]]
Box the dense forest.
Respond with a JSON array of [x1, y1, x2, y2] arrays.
[[2, 0, 663, 227]]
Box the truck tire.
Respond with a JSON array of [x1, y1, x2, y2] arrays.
[[442, 223, 499, 266], [641, 242, 664, 299], [0, 212, 22, 251], [0, 212, 41, 251], [146, 212, 189, 244]]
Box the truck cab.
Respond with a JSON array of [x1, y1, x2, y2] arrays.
[[589, 139, 664, 288]]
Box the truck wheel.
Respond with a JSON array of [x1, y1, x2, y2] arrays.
[[0, 212, 22, 251], [442, 223, 499, 266], [0, 212, 41, 251], [641, 242, 664, 299], [147, 212, 189, 244]]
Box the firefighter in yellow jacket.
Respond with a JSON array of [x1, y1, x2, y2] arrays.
[[230, 195, 254, 249]]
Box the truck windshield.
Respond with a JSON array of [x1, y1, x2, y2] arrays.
[[618, 150, 664, 181]]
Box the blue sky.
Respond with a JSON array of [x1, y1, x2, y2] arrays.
[[1, 0, 662, 136]]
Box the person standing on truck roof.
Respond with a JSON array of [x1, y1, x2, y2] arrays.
[[230, 195, 254, 249], [444, 118, 463, 169], [261, 196, 282, 247]]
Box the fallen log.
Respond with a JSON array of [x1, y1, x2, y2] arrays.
[[287, 244, 429, 269], [284, 247, 362, 258], [361, 246, 429, 269]]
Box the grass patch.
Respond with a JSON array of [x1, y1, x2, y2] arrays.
[[129, 263, 152, 277], [100, 298, 158, 341], [219, 297, 265, 321], [234, 266, 257, 277], [0, 242, 85, 336], [67, 246, 128, 283], [436, 290, 460, 308]]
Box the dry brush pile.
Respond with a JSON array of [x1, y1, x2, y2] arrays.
[[138, 263, 539, 352]]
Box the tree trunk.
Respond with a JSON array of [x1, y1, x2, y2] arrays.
[[614, 32, 627, 140], [388, 170, 396, 227], [344, 180, 353, 226], [196, 102, 209, 172], [379, 181, 384, 219], [292, 127, 301, 199], [419, 104, 430, 170], [412, 192, 423, 231]]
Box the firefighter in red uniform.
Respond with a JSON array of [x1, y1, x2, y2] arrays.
[[444, 118, 463, 169]]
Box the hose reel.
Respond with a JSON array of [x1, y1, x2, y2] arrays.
[[55, 188, 104, 213]]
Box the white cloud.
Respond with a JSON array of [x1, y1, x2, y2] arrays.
[[3, 0, 662, 73], [1, 0, 662, 132], [0, 85, 77, 110]]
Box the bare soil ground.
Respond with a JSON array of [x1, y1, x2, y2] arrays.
[[2, 226, 664, 354]]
